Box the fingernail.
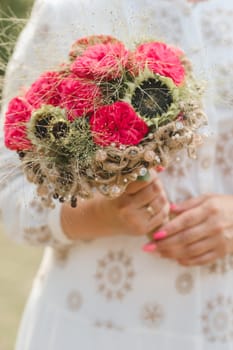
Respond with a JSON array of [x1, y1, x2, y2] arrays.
[[153, 231, 167, 240], [156, 166, 165, 173], [170, 203, 177, 212], [142, 242, 157, 252]]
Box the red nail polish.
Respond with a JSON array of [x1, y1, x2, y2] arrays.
[[142, 242, 157, 252], [153, 231, 167, 240], [156, 166, 165, 173], [170, 203, 177, 212]]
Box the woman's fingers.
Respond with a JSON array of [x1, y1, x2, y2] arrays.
[[130, 179, 166, 210], [184, 236, 220, 259], [171, 194, 211, 214], [179, 250, 218, 266], [157, 222, 228, 263], [145, 201, 170, 233], [143, 194, 233, 268], [157, 204, 208, 238], [124, 195, 169, 237], [156, 218, 213, 249], [158, 234, 219, 260]]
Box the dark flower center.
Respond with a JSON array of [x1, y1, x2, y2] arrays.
[[131, 78, 173, 118], [52, 121, 70, 139], [35, 115, 53, 139]]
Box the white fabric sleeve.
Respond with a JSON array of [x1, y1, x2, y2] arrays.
[[0, 0, 75, 247]]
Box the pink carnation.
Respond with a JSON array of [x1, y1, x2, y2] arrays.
[[4, 97, 32, 150], [90, 101, 149, 146], [25, 71, 62, 108], [69, 35, 122, 60], [134, 42, 185, 86], [58, 75, 103, 121], [71, 43, 130, 81]]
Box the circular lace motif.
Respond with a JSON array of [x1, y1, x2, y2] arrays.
[[166, 155, 193, 178], [202, 295, 233, 342], [67, 290, 83, 312], [205, 255, 233, 275], [216, 128, 233, 177], [95, 250, 135, 300], [140, 302, 165, 328], [215, 64, 233, 108], [175, 272, 194, 295]]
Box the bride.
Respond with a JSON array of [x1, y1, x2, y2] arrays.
[[0, 0, 233, 349]]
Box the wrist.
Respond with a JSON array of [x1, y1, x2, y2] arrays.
[[60, 203, 80, 241], [60, 194, 121, 241], [97, 196, 123, 236]]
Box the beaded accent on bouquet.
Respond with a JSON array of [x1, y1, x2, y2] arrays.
[[4, 35, 207, 207]]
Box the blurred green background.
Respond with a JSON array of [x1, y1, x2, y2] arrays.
[[0, 0, 34, 17], [0, 0, 34, 94], [0, 2, 43, 350]]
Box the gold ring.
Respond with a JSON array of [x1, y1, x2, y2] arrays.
[[146, 205, 155, 217]]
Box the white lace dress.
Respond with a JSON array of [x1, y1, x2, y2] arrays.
[[0, 0, 233, 349]]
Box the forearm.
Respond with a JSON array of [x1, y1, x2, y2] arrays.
[[61, 172, 170, 241], [60, 193, 122, 241]]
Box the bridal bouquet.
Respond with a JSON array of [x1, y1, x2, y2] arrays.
[[4, 35, 207, 207]]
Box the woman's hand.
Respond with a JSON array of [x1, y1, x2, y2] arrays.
[[61, 169, 170, 241], [101, 169, 170, 237], [147, 194, 233, 266]]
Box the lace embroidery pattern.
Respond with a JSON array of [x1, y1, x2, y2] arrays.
[[95, 250, 135, 301], [23, 224, 72, 248], [201, 8, 233, 47], [140, 301, 165, 328], [204, 255, 233, 275], [145, 3, 184, 44], [166, 156, 193, 178], [94, 320, 124, 332], [53, 246, 72, 266], [202, 295, 233, 342], [23, 225, 52, 244], [172, 187, 193, 204], [216, 128, 233, 177], [200, 156, 212, 170], [175, 272, 194, 295], [66, 290, 83, 312], [215, 64, 233, 108]]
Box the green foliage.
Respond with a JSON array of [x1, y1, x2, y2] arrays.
[[0, 0, 34, 17], [0, 0, 34, 100], [0, 0, 34, 65], [0, 228, 42, 350]]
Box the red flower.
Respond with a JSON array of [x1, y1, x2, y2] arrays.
[[90, 101, 149, 146], [25, 71, 62, 108], [168, 45, 184, 58], [58, 75, 103, 121], [134, 42, 185, 86], [69, 35, 122, 60], [4, 97, 32, 150], [71, 43, 130, 81]]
